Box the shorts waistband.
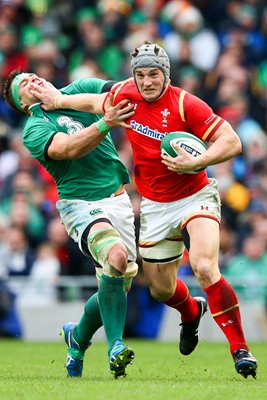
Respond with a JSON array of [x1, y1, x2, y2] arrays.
[[108, 184, 125, 198]]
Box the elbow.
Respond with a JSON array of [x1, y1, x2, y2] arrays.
[[64, 149, 83, 160], [234, 136, 242, 156]]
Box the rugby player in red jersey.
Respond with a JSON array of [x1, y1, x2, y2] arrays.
[[29, 41, 258, 379]]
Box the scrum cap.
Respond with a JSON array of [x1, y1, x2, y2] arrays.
[[131, 42, 170, 85]]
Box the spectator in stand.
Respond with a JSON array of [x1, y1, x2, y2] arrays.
[[122, 10, 161, 57], [0, 169, 47, 248], [46, 217, 94, 280], [18, 241, 60, 306], [0, 248, 23, 339], [162, 4, 220, 74], [224, 235, 267, 302], [0, 225, 36, 277], [219, 218, 237, 271], [69, 7, 124, 80], [235, 197, 267, 251], [218, 2, 267, 67], [209, 159, 250, 230], [0, 24, 29, 80], [218, 95, 267, 152]]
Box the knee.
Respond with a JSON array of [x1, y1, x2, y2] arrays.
[[107, 243, 128, 275], [192, 258, 220, 287], [148, 281, 174, 302], [87, 226, 128, 276]]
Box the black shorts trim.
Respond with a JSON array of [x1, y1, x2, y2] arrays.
[[142, 253, 183, 264], [81, 218, 112, 256]]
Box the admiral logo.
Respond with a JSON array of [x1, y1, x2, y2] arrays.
[[180, 143, 201, 157], [130, 120, 165, 141], [89, 208, 103, 216]]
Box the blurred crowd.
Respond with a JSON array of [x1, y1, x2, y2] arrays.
[[1, 0, 267, 337]]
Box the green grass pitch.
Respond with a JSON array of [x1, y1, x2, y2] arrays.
[[0, 340, 266, 400]]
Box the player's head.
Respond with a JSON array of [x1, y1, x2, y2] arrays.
[[3, 70, 44, 114], [130, 41, 170, 101]]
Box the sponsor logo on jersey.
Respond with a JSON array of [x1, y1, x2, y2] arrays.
[[130, 120, 165, 141], [89, 208, 103, 216]]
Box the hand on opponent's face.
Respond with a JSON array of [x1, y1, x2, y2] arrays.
[[29, 81, 61, 110]]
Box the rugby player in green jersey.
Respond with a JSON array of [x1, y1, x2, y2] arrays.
[[3, 70, 138, 379]]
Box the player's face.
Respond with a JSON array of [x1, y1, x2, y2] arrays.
[[18, 74, 47, 107], [134, 68, 165, 102]]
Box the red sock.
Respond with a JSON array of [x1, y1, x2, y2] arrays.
[[164, 278, 199, 322], [204, 276, 248, 354]]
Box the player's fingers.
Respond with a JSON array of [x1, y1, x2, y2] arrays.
[[172, 143, 188, 155], [118, 110, 135, 120], [30, 89, 43, 100], [29, 83, 42, 94], [105, 93, 114, 108], [119, 121, 132, 129], [45, 81, 55, 89], [40, 104, 50, 111], [115, 98, 132, 109], [118, 105, 134, 117]]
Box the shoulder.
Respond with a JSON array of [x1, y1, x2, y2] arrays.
[[62, 78, 109, 95], [112, 78, 140, 103]]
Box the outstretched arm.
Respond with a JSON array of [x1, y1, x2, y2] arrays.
[[47, 94, 134, 160], [29, 81, 106, 114]]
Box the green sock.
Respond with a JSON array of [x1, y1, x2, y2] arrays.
[[74, 292, 102, 347], [98, 274, 126, 355]]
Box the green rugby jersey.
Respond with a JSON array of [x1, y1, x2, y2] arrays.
[[23, 78, 130, 201]]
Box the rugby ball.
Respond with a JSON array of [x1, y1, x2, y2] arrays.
[[160, 131, 207, 174]]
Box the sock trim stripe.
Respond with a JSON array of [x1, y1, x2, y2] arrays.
[[212, 303, 239, 317], [166, 288, 189, 307]]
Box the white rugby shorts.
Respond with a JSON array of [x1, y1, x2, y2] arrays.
[[139, 178, 221, 262], [56, 191, 137, 264]]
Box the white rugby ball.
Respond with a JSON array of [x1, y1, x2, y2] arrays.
[[160, 131, 207, 174]]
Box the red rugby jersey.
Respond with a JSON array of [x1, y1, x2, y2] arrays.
[[105, 79, 224, 202]]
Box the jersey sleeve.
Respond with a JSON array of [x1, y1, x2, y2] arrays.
[[183, 92, 224, 141], [102, 81, 123, 112], [23, 119, 57, 163], [62, 78, 108, 95]]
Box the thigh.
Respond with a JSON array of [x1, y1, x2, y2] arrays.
[[139, 197, 184, 262], [57, 193, 137, 263], [187, 217, 220, 276], [56, 198, 110, 254], [99, 192, 137, 262], [143, 260, 179, 296]]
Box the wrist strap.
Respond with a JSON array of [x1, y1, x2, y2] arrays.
[[54, 94, 64, 109], [96, 118, 110, 134]]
